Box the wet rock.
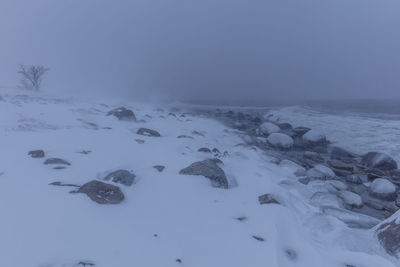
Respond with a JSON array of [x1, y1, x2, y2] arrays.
[[361, 152, 397, 171], [376, 211, 400, 257], [103, 169, 135, 186], [44, 158, 71, 165], [153, 165, 165, 172], [258, 194, 280, 204], [291, 126, 310, 138], [28, 149, 45, 158], [137, 128, 161, 137], [267, 133, 294, 149], [259, 122, 280, 135], [198, 147, 211, 153], [77, 180, 124, 204], [306, 165, 335, 180], [298, 177, 311, 185], [369, 178, 397, 201], [330, 146, 355, 160], [337, 191, 363, 208], [278, 122, 293, 130], [179, 159, 228, 188], [303, 151, 324, 162], [345, 174, 363, 184], [107, 107, 136, 121], [329, 160, 354, 172]]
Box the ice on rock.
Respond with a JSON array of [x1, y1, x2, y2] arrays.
[[302, 129, 326, 144], [337, 190, 363, 208], [267, 133, 294, 149], [259, 122, 280, 135], [369, 178, 397, 201], [279, 159, 306, 176], [306, 164, 335, 179]]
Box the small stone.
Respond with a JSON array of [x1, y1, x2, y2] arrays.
[[329, 160, 354, 171], [345, 174, 363, 184], [252, 235, 265, 242], [153, 165, 165, 172], [137, 128, 161, 137], [176, 258, 182, 263], [285, 249, 297, 261], [135, 139, 145, 144], [258, 194, 279, 205], [198, 147, 211, 153], [44, 158, 71, 165], [177, 135, 194, 139], [179, 159, 228, 188], [28, 149, 45, 158], [236, 216, 247, 222]]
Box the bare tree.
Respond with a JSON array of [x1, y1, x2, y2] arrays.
[[17, 65, 49, 91]]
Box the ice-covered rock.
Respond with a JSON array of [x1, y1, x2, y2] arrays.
[[369, 178, 397, 201], [179, 159, 228, 188], [267, 133, 293, 149], [375, 210, 400, 257], [302, 129, 326, 145], [103, 169, 135, 186], [77, 180, 125, 204], [107, 107, 136, 121], [259, 122, 280, 135], [279, 159, 306, 176], [361, 152, 397, 171], [137, 128, 161, 137], [321, 206, 380, 228], [337, 191, 363, 208], [306, 164, 335, 180]]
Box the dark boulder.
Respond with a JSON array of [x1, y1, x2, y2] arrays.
[[330, 146, 355, 160], [179, 159, 228, 188], [107, 107, 136, 121], [137, 128, 161, 137], [28, 149, 45, 158], [103, 169, 135, 186], [376, 212, 400, 257], [77, 180, 124, 204], [278, 123, 293, 130], [361, 152, 397, 171], [291, 127, 311, 138]]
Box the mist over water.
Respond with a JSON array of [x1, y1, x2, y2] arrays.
[[1, 0, 400, 104]]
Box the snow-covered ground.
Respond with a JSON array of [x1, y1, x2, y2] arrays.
[[0, 90, 398, 267]]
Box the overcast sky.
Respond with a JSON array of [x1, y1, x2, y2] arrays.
[[1, 0, 399, 104]]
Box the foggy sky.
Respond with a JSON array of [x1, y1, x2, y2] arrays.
[[1, 0, 400, 104]]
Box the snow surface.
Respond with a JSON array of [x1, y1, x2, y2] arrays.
[[0, 90, 398, 267]]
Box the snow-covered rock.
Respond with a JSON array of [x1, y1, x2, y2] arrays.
[[306, 164, 335, 180], [267, 133, 293, 149], [337, 190, 363, 208], [137, 127, 161, 137], [28, 149, 45, 158], [369, 178, 397, 201], [259, 122, 280, 135], [361, 152, 398, 171], [103, 169, 136, 186], [279, 159, 306, 176], [302, 129, 326, 145]]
